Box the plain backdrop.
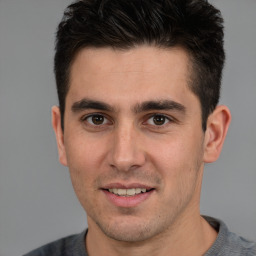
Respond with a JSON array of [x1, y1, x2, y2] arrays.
[[0, 1, 255, 255]]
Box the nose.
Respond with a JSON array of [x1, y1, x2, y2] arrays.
[[108, 123, 146, 172]]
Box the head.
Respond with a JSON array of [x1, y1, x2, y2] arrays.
[[54, 0, 225, 131], [52, 0, 231, 246]]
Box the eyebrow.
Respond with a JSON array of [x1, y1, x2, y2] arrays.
[[133, 100, 186, 114], [71, 99, 115, 112], [71, 98, 186, 114]]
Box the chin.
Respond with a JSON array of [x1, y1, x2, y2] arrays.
[[101, 226, 154, 242], [94, 215, 167, 243]]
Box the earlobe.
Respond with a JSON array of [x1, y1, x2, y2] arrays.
[[203, 105, 231, 163], [51, 106, 68, 166]]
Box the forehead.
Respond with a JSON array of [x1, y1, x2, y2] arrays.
[[67, 46, 196, 109]]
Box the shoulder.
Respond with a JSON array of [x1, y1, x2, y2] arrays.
[[204, 216, 256, 256], [23, 230, 88, 256], [226, 232, 256, 256]]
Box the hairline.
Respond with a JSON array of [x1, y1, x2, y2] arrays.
[[60, 43, 206, 130]]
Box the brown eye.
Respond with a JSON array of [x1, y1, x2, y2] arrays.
[[86, 115, 107, 125], [153, 115, 167, 125], [92, 115, 104, 125], [146, 114, 170, 126]]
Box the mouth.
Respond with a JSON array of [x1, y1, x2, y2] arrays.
[[101, 184, 155, 207], [104, 188, 154, 197]]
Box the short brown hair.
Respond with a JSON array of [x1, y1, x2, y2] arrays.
[[54, 0, 225, 131]]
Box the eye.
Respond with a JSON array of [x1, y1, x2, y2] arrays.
[[147, 114, 170, 126], [84, 114, 109, 126]]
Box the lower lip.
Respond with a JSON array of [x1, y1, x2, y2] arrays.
[[102, 190, 154, 208]]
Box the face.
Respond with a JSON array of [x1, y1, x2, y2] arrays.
[[54, 46, 208, 242]]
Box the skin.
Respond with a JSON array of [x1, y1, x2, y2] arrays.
[[52, 46, 231, 256]]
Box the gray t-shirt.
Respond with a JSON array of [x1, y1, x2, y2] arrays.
[[23, 216, 256, 256]]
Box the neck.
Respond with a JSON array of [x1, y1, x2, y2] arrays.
[[85, 208, 217, 256]]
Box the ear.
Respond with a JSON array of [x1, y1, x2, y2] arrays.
[[203, 105, 231, 163], [52, 106, 68, 166]]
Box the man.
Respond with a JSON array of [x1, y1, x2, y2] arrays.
[[24, 0, 256, 255]]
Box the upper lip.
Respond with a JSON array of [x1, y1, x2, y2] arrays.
[[102, 183, 154, 190]]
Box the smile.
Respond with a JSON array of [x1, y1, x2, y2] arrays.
[[108, 188, 149, 197], [102, 183, 155, 207]]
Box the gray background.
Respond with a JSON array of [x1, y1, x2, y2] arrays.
[[0, 0, 255, 255]]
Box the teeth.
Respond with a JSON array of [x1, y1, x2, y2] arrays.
[[118, 189, 127, 196], [127, 188, 135, 196], [108, 188, 148, 196], [135, 188, 142, 194]]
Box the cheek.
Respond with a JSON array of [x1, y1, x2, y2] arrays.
[[64, 136, 107, 211], [64, 133, 109, 192], [148, 133, 204, 182], [65, 131, 107, 168], [149, 137, 203, 210], [149, 137, 192, 168]]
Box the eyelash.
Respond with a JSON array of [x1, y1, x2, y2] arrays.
[[144, 114, 173, 127], [81, 113, 112, 127], [81, 113, 174, 129]]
